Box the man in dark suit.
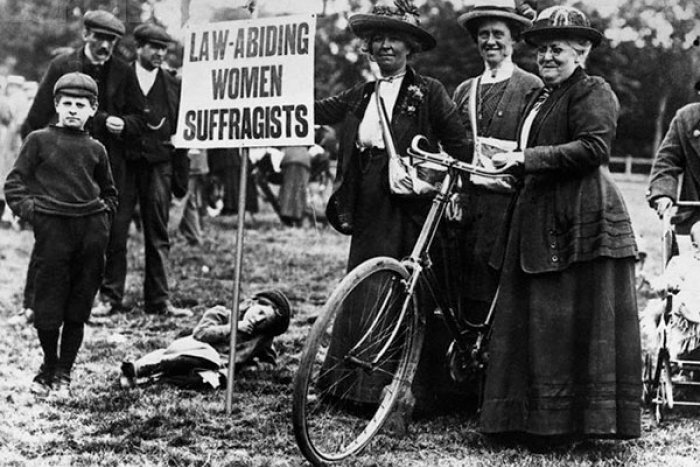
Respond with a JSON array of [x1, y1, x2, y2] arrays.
[[101, 23, 190, 317], [21, 10, 144, 158], [20, 10, 145, 317], [647, 79, 700, 234]]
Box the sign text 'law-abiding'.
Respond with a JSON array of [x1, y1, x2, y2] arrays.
[[176, 15, 315, 149]]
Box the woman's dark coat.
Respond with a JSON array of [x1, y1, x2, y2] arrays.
[[491, 66, 637, 272], [315, 66, 469, 237], [480, 67, 641, 438], [313, 66, 471, 409]]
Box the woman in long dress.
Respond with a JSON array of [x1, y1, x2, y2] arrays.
[[315, 0, 470, 413], [483, 6, 641, 439]]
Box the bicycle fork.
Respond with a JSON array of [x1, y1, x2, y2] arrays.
[[344, 268, 421, 372]]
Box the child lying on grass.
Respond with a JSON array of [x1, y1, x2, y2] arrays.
[[120, 290, 291, 389]]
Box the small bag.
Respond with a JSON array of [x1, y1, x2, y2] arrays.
[[468, 77, 516, 193], [376, 82, 443, 196]]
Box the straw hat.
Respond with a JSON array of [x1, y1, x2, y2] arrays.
[[458, 0, 535, 39], [522, 6, 603, 47], [348, 0, 436, 52]]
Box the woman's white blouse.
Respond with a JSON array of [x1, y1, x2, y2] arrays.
[[357, 75, 405, 149]]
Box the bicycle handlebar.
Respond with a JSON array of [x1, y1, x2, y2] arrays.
[[407, 135, 520, 178]]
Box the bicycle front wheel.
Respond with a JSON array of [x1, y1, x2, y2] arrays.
[[292, 257, 423, 465]]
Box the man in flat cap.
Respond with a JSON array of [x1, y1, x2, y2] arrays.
[[19, 10, 145, 316], [98, 23, 190, 317]]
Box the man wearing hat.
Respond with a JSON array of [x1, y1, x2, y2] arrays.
[[647, 76, 700, 234], [96, 22, 190, 317], [19, 10, 145, 316], [5, 72, 118, 398], [119, 289, 292, 388], [21, 10, 144, 147], [452, 0, 542, 325]]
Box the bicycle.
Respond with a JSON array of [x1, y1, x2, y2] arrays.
[[291, 135, 519, 465]]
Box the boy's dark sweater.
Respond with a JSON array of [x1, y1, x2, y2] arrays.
[[4, 125, 118, 219]]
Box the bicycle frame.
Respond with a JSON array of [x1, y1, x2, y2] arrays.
[[399, 136, 518, 359], [342, 136, 516, 373], [291, 136, 521, 465]]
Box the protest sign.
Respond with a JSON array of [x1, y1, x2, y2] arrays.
[[175, 14, 316, 148]]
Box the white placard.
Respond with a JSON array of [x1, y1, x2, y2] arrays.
[[174, 14, 316, 148]]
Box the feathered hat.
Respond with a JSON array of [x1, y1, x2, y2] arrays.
[[348, 0, 436, 52]]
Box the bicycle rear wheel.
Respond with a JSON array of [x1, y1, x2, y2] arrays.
[[292, 257, 423, 465]]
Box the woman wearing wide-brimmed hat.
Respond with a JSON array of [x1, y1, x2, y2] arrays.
[[452, 0, 543, 325], [483, 6, 641, 439], [315, 0, 470, 414]]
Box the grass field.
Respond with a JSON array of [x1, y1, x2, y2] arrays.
[[1, 176, 699, 466]]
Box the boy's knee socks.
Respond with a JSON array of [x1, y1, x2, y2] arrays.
[[57, 322, 84, 374], [37, 329, 59, 367]]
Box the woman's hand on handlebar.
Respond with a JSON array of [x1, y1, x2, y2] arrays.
[[492, 151, 524, 168], [654, 196, 673, 218]]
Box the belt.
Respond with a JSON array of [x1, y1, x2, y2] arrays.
[[357, 146, 387, 173], [358, 146, 387, 157]]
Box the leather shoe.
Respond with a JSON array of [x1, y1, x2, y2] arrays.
[[91, 296, 124, 316], [145, 301, 193, 317]]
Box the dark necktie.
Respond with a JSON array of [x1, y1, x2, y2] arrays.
[[531, 87, 552, 114]]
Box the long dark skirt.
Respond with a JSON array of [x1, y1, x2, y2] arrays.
[[323, 153, 471, 412], [479, 255, 642, 438], [459, 185, 515, 322], [279, 163, 310, 224]]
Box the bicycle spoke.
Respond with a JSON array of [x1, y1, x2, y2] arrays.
[[293, 259, 423, 463]]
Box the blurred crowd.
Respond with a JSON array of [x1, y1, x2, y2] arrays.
[[0, 75, 38, 225], [168, 124, 338, 246]]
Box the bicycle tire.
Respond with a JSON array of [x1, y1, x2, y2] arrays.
[[292, 257, 424, 465]]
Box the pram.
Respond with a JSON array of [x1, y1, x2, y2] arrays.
[[643, 199, 700, 423]]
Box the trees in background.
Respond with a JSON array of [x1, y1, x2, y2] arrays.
[[583, 0, 700, 160], [0, 0, 147, 80]]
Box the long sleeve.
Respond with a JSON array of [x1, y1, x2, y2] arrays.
[[315, 84, 365, 126], [95, 147, 118, 214], [524, 77, 618, 175], [192, 305, 232, 345], [647, 108, 689, 204], [427, 78, 470, 161], [116, 65, 146, 139]]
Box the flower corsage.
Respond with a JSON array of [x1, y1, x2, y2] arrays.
[[399, 84, 425, 116]]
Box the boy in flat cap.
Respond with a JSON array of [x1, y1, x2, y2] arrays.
[[5, 72, 118, 399], [98, 22, 190, 317], [18, 10, 145, 319]]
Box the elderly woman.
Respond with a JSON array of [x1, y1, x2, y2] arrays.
[[483, 6, 641, 439], [315, 0, 469, 413], [452, 0, 542, 323]]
